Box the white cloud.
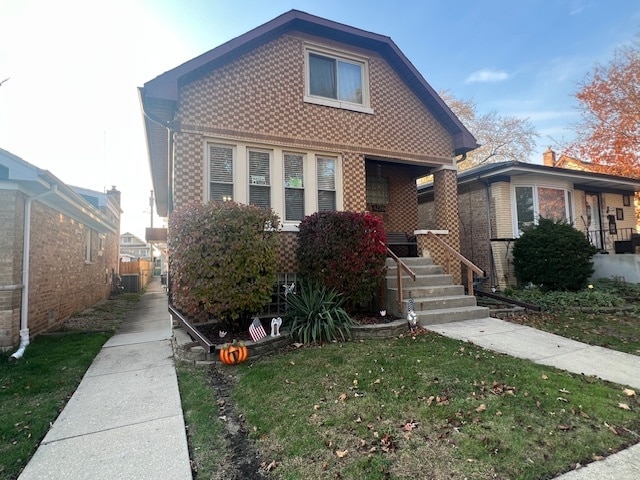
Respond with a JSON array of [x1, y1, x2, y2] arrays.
[[465, 69, 509, 83]]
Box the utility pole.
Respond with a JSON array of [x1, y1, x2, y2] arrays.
[[149, 190, 154, 228]]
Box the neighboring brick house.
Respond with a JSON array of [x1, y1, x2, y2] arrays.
[[418, 151, 640, 290], [0, 148, 121, 351], [139, 9, 478, 282]]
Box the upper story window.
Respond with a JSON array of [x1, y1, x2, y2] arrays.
[[209, 144, 234, 202], [304, 46, 373, 114]]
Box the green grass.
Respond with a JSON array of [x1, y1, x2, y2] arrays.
[[504, 279, 640, 355], [0, 332, 110, 480], [227, 334, 639, 479], [175, 362, 226, 478]]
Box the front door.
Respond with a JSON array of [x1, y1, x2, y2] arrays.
[[585, 193, 603, 250]]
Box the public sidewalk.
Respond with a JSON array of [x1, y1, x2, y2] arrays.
[[429, 317, 640, 479], [18, 278, 192, 480]]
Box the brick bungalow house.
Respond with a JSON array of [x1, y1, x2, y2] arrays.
[[418, 149, 640, 290], [0, 148, 121, 353], [139, 9, 478, 289]]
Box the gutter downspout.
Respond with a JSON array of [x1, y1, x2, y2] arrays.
[[11, 184, 58, 360]]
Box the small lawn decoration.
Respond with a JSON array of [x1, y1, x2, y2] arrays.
[[219, 341, 248, 365], [407, 297, 418, 332], [249, 315, 268, 342], [270, 317, 282, 337]]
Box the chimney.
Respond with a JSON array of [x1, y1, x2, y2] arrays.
[[543, 147, 556, 167], [107, 186, 121, 206]]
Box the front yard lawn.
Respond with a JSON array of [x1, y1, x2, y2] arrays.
[[181, 331, 639, 479]]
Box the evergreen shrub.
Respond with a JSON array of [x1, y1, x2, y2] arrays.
[[512, 217, 598, 291]]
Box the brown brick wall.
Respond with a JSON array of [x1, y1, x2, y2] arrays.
[[458, 183, 490, 279], [0, 193, 120, 349], [177, 33, 453, 162], [170, 31, 459, 275], [0, 190, 24, 348]]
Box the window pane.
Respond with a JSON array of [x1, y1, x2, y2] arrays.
[[249, 150, 270, 210], [210, 145, 233, 201], [538, 187, 567, 222], [309, 54, 336, 99], [515, 186, 534, 233], [318, 190, 335, 211], [284, 153, 304, 188], [337, 60, 362, 104], [209, 145, 233, 183], [317, 156, 336, 211], [211, 183, 233, 202], [285, 153, 304, 221], [285, 188, 304, 221], [316, 156, 335, 190]]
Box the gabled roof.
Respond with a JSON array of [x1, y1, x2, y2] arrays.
[[0, 148, 118, 233], [418, 160, 640, 196], [140, 9, 478, 216]]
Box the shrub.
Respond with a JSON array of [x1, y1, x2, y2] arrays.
[[296, 211, 387, 307], [285, 282, 356, 343], [512, 217, 598, 292], [168, 201, 280, 331]]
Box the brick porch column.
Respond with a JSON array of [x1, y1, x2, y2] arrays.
[[429, 165, 461, 284]]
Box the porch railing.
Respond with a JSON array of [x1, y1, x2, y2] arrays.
[[383, 243, 416, 312], [424, 231, 485, 297], [581, 227, 639, 253]]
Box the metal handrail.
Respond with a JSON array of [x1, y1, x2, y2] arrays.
[[383, 242, 416, 312], [425, 231, 484, 297]]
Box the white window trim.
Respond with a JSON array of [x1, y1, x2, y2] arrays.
[[203, 140, 343, 231], [303, 44, 374, 114], [511, 183, 573, 237], [247, 147, 272, 210], [204, 142, 237, 202]]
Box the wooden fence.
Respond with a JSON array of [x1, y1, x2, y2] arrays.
[[119, 259, 153, 292]]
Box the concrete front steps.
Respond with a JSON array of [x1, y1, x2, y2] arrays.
[[385, 257, 489, 325]]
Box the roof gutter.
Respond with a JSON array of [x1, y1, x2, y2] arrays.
[[11, 184, 58, 360]]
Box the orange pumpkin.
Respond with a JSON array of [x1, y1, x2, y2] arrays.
[[219, 342, 248, 365]]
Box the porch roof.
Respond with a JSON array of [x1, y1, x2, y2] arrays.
[[418, 161, 640, 197], [140, 9, 478, 217]]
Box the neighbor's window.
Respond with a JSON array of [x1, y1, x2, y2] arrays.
[[284, 152, 305, 221], [317, 156, 336, 211], [514, 185, 571, 235], [248, 149, 271, 210], [209, 144, 234, 201]]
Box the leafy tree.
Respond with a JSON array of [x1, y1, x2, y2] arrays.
[[439, 91, 539, 169], [168, 201, 280, 331], [296, 211, 387, 308], [569, 37, 640, 178], [512, 217, 598, 292]]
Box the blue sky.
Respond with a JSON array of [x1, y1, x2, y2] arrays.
[[1, 0, 639, 239]]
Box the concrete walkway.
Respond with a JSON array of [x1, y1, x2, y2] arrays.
[[18, 278, 192, 480], [429, 317, 640, 479]]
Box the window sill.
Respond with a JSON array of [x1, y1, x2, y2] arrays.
[[304, 95, 374, 114]]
